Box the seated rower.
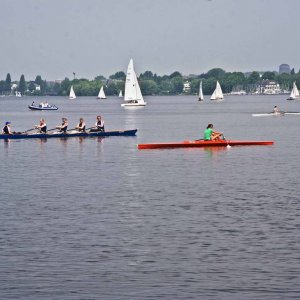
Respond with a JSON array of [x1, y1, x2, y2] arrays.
[[273, 106, 280, 114], [204, 123, 223, 141], [35, 118, 47, 133], [90, 115, 105, 132], [2, 121, 12, 134], [56, 117, 68, 133], [75, 118, 86, 132]]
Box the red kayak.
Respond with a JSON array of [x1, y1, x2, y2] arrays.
[[138, 139, 274, 149]]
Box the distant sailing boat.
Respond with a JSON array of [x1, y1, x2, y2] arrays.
[[119, 90, 123, 98], [287, 81, 300, 100], [97, 86, 106, 99], [210, 81, 224, 100], [69, 85, 76, 99], [121, 58, 146, 107], [15, 91, 22, 97], [198, 81, 204, 101]]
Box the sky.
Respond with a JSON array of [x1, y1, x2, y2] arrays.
[[1, 0, 300, 81]]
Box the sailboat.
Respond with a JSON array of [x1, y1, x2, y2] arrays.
[[210, 81, 224, 101], [69, 85, 76, 99], [97, 86, 106, 99], [287, 81, 300, 100], [118, 90, 123, 98], [121, 58, 146, 107], [198, 81, 204, 101], [15, 91, 22, 97]]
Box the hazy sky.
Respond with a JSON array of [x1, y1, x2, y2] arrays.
[[1, 0, 300, 80]]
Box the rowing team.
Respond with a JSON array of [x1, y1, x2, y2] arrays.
[[2, 116, 105, 135]]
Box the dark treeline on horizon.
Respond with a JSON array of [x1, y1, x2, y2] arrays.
[[1, 67, 300, 97]]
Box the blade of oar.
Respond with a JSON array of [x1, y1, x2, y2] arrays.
[[223, 136, 231, 148]]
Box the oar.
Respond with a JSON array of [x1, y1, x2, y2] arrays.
[[22, 128, 36, 134], [66, 128, 77, 132], [47, 128, 59, 132], [223, 136, 231, 148]]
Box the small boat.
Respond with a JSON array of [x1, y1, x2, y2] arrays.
[[287, 81, 300, 100], [28, 103, 58, 111], [119, 90, 123, 98], [252, 112, 300, 117], [0, 129, 137, 140], [121, 58, 146, 107], [198, 81, 204, 101], [138, 139, 274, 149], [97, 86, 106, 99], [15, 91, 22, 97], [210, 81, 224, 101], [69, 85, 76, 99]]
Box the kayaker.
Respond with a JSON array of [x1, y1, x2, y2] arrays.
[[35, 118, 47, 133], [2, 121, 12, 134], [204, 124, 223, 141], [75, 118, 86, 132], [90, 115, 105, 132], [56, 117, 68, 133]]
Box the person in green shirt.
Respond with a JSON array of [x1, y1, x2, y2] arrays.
[[204, 124, 223, 140]]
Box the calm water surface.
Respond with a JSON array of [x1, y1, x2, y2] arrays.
[[1, 95, 299, 299]]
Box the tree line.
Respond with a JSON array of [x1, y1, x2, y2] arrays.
[[1, 68, 300, 97]]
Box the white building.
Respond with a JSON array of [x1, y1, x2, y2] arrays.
[[259, 80, 282, 94], [183, 81, 190, 92]]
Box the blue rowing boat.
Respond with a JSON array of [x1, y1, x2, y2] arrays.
[[0, 129, 137, 139]]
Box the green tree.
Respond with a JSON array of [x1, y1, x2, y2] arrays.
[[5, 73, 11, 94], [28, 82, 36, 93], [0, 80, 6, 95], [34, 75, 46, 94], [109, 72, 125, 80], [170, 76, 184, 94], [206, 68, 226, 80], [261, 71, 276, 80], [140, 80, 158, 95], [247, 71, 260, 84], [140, 71, 154, 80], [19, 74, 26, 95], [169, 71, 182, 79]]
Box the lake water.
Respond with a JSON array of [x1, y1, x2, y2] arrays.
[[1, 95, 299, 300]]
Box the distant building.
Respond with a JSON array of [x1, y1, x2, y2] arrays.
[[183, 81, 191, 92], [259, 80, 281, 94], [279, 64, 290, 74]]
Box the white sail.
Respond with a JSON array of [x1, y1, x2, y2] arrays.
[[198, 81, 204, 101], [69, 85, 76, 99], [122, 58, 146, 107], [97, 86, 106, 99], [119, 90, 123, 97], [287, 81, 299, 100], [210, 81, 224, 100]]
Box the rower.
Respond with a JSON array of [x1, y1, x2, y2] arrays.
[[35, 118, 47, 133], [90, 115, 105, 132], [56, 117, 68, 133], [273, 106, 280, 114], [75, 118, 86, 132], [204, 124, 223, 141], [2, 121, 12, 134]]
